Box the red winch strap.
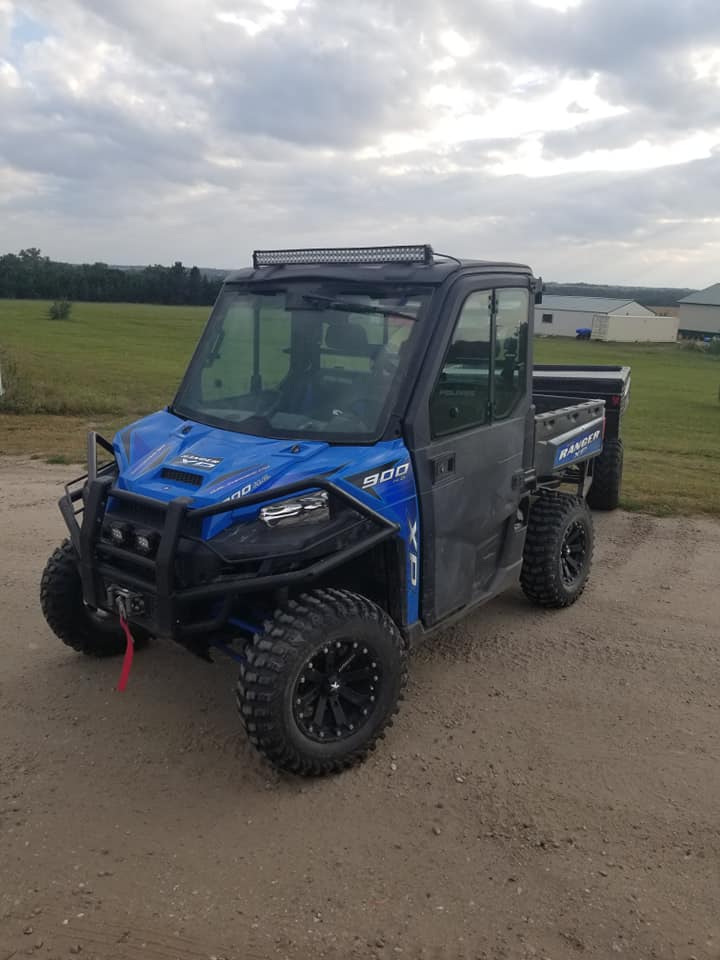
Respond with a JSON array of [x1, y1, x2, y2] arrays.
[[117, 615, 135, 692]]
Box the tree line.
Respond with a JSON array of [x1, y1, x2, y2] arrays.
[[1, 249, 698, 310], [545, 281, 697, 308], [0, 248, 224, 306]]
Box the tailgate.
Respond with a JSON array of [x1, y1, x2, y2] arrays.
[[534, 400, 605, 479]]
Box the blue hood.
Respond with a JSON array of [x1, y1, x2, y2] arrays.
[[115, 410, 332, 509]]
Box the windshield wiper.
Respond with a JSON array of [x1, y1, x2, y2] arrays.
[[301, 295, 417, 322], [231, 413, 277, 432]]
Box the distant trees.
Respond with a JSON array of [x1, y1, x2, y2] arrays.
[[545, 281, 697, 309], [0, 249, 224, 306], [3, 252, 696, 311]]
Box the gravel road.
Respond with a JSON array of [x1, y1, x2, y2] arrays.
[[1, 457, 719, 960]]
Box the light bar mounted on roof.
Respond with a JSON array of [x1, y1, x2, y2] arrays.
[[252, 245, 434, 269]]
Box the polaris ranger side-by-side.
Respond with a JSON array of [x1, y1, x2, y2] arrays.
[[41, 245, 630, 776]]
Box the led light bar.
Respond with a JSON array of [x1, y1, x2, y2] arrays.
[[252, 245, 434, 268]]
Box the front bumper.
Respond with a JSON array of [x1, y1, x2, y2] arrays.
[[60, 434, 399, 641]]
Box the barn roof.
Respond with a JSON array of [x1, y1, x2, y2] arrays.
[[678, 283, 720, 306], [539, 295, 640, 314]]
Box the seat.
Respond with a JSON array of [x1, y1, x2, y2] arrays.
[[325, 320, 370, 356]]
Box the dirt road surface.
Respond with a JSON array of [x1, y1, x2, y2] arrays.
[[1, 457, 719, 960]]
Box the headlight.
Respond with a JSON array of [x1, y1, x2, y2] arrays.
[[259, 491, 329, 528]]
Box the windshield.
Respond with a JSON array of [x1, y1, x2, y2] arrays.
[[173, 283, 432, 441]]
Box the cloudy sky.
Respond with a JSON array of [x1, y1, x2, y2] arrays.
[[1, 0, 720, 285]]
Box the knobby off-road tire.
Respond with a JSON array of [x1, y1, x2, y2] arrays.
[[520, 492, 594, 609], [237, 589, 407, 776], [587, 438, 624, 511], [40, 539, 149, 657]]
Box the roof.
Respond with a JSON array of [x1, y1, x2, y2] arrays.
[[678, 283, 720, 306], [225, 257, 533, 286], [223, 246, 534, 285], [538, 295, 640, 314]]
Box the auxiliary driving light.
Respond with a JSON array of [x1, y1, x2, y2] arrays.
[[109, 523, 128, 545], [259, 491, 330, 528], [134, 532, 157, 555]]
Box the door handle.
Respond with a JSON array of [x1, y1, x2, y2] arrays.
[[431, 454, 456, 483]]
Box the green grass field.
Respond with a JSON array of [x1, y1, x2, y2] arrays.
[[1, 299, 719, 515]]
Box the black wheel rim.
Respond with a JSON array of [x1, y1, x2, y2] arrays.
[[560, 519, 587, 587], [292, 640, 381, 743]]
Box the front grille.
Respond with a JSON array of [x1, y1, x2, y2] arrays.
[[106, 499, 202, 538], [161, 468, 203, 487], [108, 500, 166, 529]]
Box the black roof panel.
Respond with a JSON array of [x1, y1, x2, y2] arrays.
[[225, 257, 533, 287]]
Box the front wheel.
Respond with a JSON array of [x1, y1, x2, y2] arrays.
[[40, 540, 149, 657], [237, 589, 407, 776], [520, 492, 594, 608]]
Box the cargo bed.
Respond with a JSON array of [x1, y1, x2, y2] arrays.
[[533, 364, 631, 439]]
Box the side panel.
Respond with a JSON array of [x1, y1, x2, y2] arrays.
[[336, 443, 420, 625]]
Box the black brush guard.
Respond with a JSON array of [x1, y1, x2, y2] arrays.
[[59, 434, 399, 641]]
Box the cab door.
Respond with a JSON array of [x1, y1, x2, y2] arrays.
[[405, 278, 533, 626]]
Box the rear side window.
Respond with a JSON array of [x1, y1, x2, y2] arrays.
[[494, 289, 529, 420]]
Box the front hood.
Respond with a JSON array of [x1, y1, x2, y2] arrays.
[[115, 410, 331, 509]]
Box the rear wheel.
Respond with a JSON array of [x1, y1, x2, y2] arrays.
[[587, 438, 624, 511], [237, 589, 407, 776], [521, 492, 594, 608], [40, 539, 149, 657]]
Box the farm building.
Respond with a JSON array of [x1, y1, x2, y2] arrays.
[[535, 296, 678, 342], [678, 284, 720, 337]]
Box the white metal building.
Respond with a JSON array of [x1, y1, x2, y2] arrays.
[[535, 295, 678, 342], [678, 284, 720, 337]]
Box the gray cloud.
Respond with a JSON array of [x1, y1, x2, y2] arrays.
[[0, 0, 719, 284]]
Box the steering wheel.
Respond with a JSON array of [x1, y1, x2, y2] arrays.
[[373, 346, 401, 379], [329, 407, 370, 431]]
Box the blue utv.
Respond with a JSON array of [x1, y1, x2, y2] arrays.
[[41, 245, 630, 776]]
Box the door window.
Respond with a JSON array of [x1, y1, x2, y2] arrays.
[[430, 291, 491, 436], [429, 286, 529, 437]]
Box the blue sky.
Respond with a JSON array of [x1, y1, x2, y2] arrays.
[[8, 9, 47, 46], [1, 0, 720, 285]]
